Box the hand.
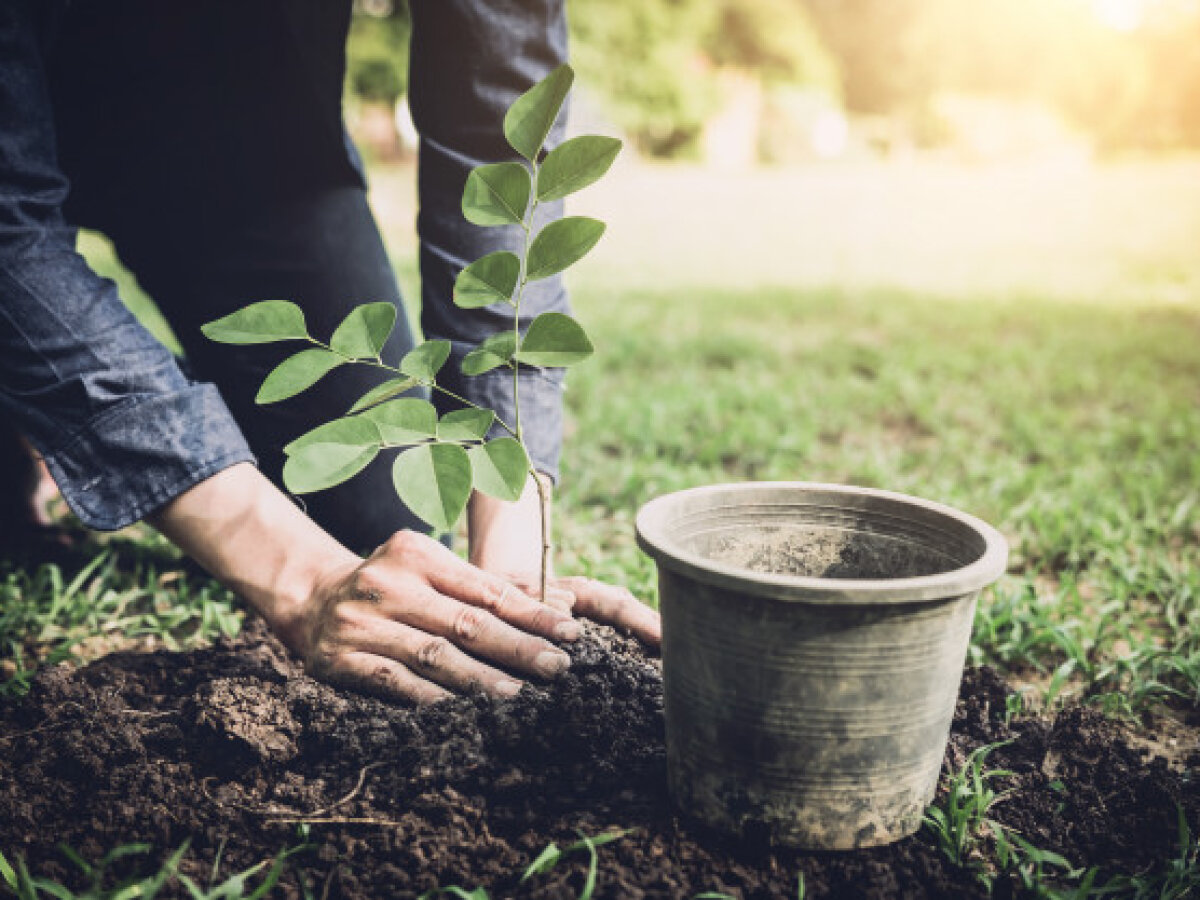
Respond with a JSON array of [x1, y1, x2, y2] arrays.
[[468, 477, 661, 648], [280, 530, 584, 704], [149, 464, 587, 706]]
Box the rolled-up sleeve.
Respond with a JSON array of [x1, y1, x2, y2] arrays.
[[0, 0, 253, 531], [408, 0, 569, 481]]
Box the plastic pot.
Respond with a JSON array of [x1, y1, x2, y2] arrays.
[[635, 482, 1008, 850]]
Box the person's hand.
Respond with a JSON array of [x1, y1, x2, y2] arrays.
[[150, 463, 658, 707], [468, 476, 662, 648], [277, 530, 584, 704]]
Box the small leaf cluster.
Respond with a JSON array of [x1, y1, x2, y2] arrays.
[[202, 64, 619, 535]]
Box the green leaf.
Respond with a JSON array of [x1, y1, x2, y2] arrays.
[[504, 64, 574, 161], [201, 300, 309, 345], [0, 851, 17, 890], [462, 162, 532, 227], [517, 312, 594, 367], [520, 843, 563, 882], [281, 417, 380, 494], [469, 438, 529, 501], [28, 880, 73, 900], [330, 302, 397, 358], [393, 443, 472, 532], [526, 217, 606, 280], [284, 441, 380, 494], [578, 833, 600, 900], [438, 408, 495, 442], [363, 397, 438, 444], [400, 340, 452, 380], [454, 252, 521, 308], [461, 332, 517, 376], [284, 416, 380, 456], [347, 376, 420, 414], [256, 348, 344, 403], [538, 135, 622, 202]]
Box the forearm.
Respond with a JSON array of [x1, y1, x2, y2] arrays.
[[147, 462, 359, 648]]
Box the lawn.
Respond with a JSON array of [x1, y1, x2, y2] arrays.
[[2, 157, 1198, 897]]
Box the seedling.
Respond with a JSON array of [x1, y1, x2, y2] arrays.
[[923, 741, 1014, 874], [412, 829, 631, 900], [519, 829, 631, 900], [203, 65, 619, 602]]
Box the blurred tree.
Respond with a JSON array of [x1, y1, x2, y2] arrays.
[[346, 0, 410, 107], [569, 0, 836, 156], [344, 0, 1200, 158]]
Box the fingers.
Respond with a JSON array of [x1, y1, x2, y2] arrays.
[[349, 616, 529, 698], [370, 530, 580, 641], [377, 586, 572, 682], [554, 576, 662, 647], [427, 559, 582, 643], [320, 650, 451, 705]]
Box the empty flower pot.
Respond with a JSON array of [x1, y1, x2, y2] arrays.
[[636, 482, 1008, 850]]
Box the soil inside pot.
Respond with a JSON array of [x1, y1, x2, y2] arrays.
[[0, 620, 1194, 899], [696, 525, 957, 579]]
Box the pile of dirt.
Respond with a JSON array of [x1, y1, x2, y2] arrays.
[[0, 621, 1195, 899]]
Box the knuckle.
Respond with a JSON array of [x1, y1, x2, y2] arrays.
[[383, 529, 425, 560], [350, 568, 386, 604], [328, 602, 363, 632], [452, 606, 487, 643], [416, 636, 453, 670], [479, 581, 510, 614]]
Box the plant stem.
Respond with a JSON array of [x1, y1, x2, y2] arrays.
[[531, 468, 552, 606], [511, 164, 539, 444], [506, 161, 552, 602]]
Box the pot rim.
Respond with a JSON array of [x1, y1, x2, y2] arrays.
[[635, 481, 1009, 605]]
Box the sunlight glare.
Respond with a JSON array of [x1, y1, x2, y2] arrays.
[[1091, 0, 1148, 31]]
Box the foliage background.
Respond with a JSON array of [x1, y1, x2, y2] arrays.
[[349, 0, 1200, 158]]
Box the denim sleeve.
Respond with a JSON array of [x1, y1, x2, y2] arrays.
[[0, 0, 254, 531], [408, 0, 568, 482]]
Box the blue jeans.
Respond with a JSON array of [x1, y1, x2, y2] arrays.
[[0, 0, 568, 554]]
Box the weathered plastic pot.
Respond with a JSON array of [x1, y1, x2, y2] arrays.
[[635, 482, 1008, 850]]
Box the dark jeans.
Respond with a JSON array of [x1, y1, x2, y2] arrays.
[[0, 0, 568, 555]]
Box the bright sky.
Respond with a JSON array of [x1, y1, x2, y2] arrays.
[[1090, 0, 1199, 29]]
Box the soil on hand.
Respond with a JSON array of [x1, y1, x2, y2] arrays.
[[0, 621, 1195, 899]]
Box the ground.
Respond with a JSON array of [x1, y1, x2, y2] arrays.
[[3, 158, 1199, 897]]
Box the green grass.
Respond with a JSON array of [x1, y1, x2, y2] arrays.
[[0, 540, 242, 698], [0, 841, 305, 900], [556, 275, 1200, 713]]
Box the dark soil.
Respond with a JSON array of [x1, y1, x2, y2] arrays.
[[0, 621, 1196, 899]]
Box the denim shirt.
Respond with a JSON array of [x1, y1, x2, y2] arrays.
[[0, 0, 569, 533]]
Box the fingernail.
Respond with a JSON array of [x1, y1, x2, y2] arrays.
[[554, 620, 582, 641], [535, 650, 570, 678], [495, 679, 523, 698]]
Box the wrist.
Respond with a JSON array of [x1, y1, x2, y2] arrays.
[[149, 463, 360, 649]]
